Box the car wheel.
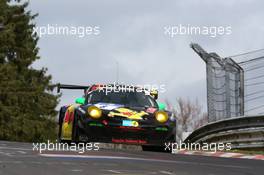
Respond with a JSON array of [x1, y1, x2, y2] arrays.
[[72, 113, 80, 143], [58, 119, 63, 142]]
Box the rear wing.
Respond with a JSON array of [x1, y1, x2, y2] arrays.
[[56, 83, 158, 99], [57, 83, 90, 93]]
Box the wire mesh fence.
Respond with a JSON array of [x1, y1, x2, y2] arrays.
[[191, 43, 244, 122], [230, 50, 264, 116], [191, 43, 264, 122]]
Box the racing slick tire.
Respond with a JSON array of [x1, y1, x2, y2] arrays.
[[142, 135, 176, 152], [71, 113, 80, 143]]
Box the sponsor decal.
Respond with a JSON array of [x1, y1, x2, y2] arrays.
[[108, 108, 148, 120], [112, 138, 147, 144], [146, 107, 157, 113], [94, 103, 123, 110], [62, 104, 79, 140], [64, 105, 76, 123], [122, 120, 139, 127]]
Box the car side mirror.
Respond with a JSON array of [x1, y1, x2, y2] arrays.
[[158, 102, 166, 111], [150, 90, 158, 100], [75, 97, 85, 105]]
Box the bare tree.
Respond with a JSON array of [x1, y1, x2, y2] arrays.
[[167, 98, 208, 142]]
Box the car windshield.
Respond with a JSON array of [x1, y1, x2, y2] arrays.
[[86, 90, 158, 108]]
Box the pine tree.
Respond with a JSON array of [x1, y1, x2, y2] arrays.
[[0, 0, 59, 142]]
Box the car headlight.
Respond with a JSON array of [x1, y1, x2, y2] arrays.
[[87, 106, 102, 119], [155, 111, 169, 123]]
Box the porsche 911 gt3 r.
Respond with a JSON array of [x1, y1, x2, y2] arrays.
[[57, 84, 176, 151]]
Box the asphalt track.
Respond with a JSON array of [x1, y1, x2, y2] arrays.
[[0, 141, 263, 175]]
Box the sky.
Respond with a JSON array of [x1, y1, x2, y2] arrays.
[[25, 0, 264, 113]]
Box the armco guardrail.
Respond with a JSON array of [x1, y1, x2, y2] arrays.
[[184, 115, 264, 149]]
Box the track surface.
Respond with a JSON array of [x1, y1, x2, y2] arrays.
[[0, 141, 263, 175]]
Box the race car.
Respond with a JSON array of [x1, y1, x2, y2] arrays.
[[57, 84, 176, 151]]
